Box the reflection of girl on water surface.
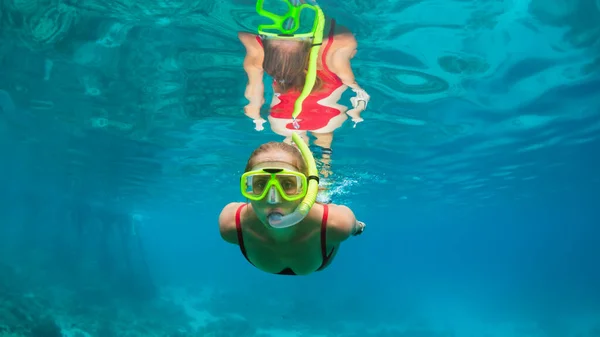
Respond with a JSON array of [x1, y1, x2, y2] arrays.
[[238, 12, 370, 134]]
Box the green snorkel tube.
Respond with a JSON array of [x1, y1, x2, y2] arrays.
[[256, 0, 326, 129], [267, 132, 319, 228]]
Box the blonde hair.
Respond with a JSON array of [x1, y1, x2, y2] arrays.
[[262, 38, 323, 93], [245, 141, 307, 175]]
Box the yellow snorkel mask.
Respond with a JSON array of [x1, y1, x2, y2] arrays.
[[241, 132, 319, 228], [241, 167, 308, 202], [256, 0, 326, 128]]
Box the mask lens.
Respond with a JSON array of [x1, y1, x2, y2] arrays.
[[275, 174, 303, 196], [246, 173, 271, 196]]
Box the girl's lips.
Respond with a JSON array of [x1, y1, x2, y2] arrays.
[[266, 208, 284, 215]]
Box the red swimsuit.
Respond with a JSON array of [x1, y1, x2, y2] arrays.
[[235, 204, 335, 275], [256, 20, 344, 131]]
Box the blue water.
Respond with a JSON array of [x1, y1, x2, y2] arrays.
[[1, 0, 599, 336]]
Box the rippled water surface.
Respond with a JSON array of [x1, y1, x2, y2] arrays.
[[1, 0, 599, 210]]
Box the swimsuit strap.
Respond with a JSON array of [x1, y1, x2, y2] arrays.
[[235, 204, 251, 261], [320, 203, 329, 259], [236, 203, 331, 273], [320, 19, 337, 75]]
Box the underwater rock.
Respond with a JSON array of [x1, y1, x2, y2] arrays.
[[30, 317, 62, 337]]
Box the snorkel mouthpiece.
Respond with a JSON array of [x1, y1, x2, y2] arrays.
[[267, 132, 319, 229], [268, 211, 304, 229]]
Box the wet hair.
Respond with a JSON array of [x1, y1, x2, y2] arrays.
[[262, 38, 323, 93], [245, 141, 307, 175]]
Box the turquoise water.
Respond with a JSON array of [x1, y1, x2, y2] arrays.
[[1, 0, 599, 336]]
